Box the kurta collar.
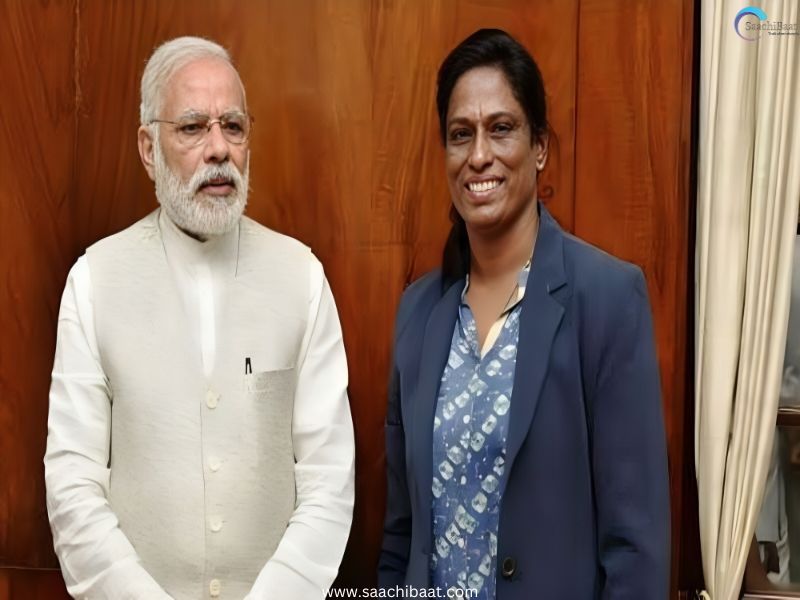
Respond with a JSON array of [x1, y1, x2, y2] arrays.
[[157, 208, 239, 273]]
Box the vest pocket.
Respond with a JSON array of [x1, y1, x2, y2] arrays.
[[244, 367, 295, 394], [242, 368, 296, 462]]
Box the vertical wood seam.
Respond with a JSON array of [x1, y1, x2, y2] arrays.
[[71, 0, 81, 258], [572, 0, 582, 234]]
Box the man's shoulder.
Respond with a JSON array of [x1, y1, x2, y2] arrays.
[[239, 215, 311, 254], [239, 215, 313, 264], [86, 210, 159, 256]]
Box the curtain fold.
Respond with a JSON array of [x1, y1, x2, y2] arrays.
[[695, 1, 800, 598]]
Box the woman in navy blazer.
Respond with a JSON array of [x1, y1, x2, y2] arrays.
[[378, 30, 670, 599]]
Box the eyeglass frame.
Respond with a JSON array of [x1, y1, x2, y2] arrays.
[[148, 111, 255, 147]]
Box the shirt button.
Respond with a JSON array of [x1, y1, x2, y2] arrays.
[[209, 578, 221, 597], [206, 390, 219, 409], [210, 517, 223, 532], [208, 457, 221, 472]]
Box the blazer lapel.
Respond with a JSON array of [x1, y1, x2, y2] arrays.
[[504, 205, 568, 476], [412, 278, 463, 553]]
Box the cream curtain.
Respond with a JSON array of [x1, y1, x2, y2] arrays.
[[696, 0, 800, 598]]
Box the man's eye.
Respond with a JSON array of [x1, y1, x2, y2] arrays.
[[223, 121, 244, 133], [493, 123, 512, 134], [179, 123, 204, 135]]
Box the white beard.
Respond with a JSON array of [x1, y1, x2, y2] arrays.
[[153, 137, 249, 238]]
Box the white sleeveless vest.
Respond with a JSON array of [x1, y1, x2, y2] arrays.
[[86, 210, 311, 599]]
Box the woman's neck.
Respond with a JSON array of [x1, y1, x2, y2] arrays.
[[467, 203, 539, 283]]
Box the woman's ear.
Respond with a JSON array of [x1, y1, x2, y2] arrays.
[[535, 132, 549, 172]]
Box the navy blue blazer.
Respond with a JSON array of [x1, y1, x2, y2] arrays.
[[378, 204, 670, 599]]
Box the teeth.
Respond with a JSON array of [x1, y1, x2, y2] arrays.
[[468, 180, 500, 192]]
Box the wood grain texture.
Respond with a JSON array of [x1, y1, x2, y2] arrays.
[[70, 0, 580, 591], [574, 0, 696, 593], [0, 0, 76, 570], [0, 568, 69, 600], [1, 0, 695, 596], [355, 0, 579, 587]]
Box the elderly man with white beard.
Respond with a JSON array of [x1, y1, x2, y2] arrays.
[[44, 37, 355, 600]]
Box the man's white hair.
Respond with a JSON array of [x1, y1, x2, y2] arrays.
[[140, 36, 239, 125]]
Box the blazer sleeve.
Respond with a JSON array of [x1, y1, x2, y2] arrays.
[[377, 358, 412, 587], [591, 268, 671, 600]]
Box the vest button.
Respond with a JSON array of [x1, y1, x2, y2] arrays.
[[210, 517, 223, 532], [501, 556, 517, 579], [208, 457, 221, 472], [206, 390, 219, 409], [209, 578, 221, 597]]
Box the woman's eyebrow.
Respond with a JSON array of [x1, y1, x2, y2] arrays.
[[448, 111, 518, 126]]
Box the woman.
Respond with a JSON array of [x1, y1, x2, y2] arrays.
[[378, 29, 670, 599]]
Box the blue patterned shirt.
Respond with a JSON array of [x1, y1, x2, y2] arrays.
[[431, 262, 531, 599]]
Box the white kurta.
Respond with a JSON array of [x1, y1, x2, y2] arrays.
[[45, 209, 355, 600]]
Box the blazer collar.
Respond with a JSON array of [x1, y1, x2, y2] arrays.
[[504, 203, 568, 475]]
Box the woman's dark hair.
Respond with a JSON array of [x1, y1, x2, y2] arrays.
[[437, 28, 549, 289]]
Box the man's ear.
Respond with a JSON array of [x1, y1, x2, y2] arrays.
[[138, 125, 156, 181], [535, 132, 549, 172]]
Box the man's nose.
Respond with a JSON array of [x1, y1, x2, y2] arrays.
[[203, 122, 230, 163]]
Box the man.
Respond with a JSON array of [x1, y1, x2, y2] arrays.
[[44, 37, 354, 600]]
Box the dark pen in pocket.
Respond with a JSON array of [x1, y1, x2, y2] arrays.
[[245, 357, 252, 374]]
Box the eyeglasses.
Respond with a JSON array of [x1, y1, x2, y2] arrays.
[[149, 112, 253, 147]]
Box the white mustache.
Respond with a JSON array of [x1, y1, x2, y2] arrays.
[[190, 163, 242, 194]]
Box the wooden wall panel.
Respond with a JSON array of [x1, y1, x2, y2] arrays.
[[574, 0, 696, 593], [0, 0, 76, 571], [359, 0, 579, 586], [70, 0, 580, 591], [0, 569, 68, 600], [1, 0, 695, 597]]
